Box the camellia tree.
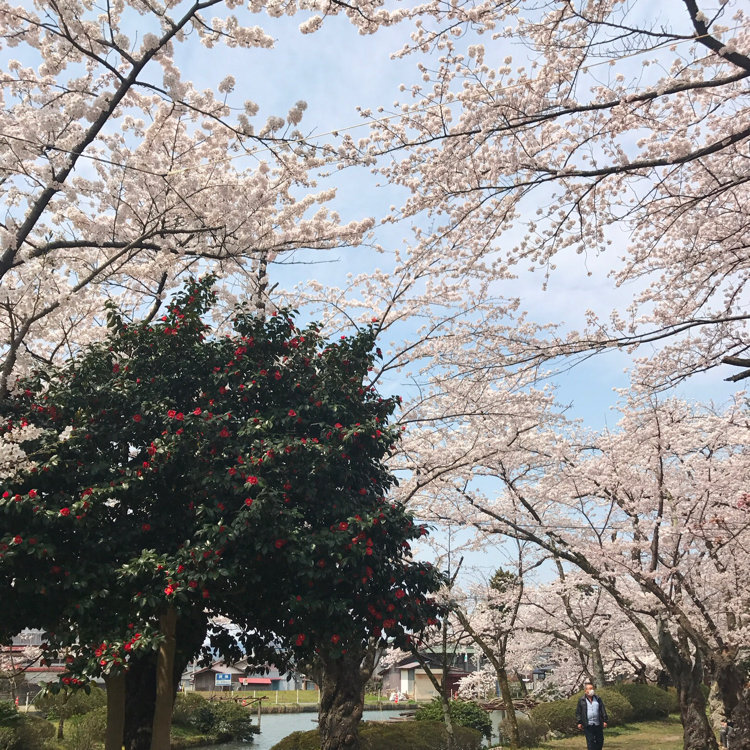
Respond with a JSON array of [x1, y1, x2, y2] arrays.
[[0, 276, 444, 750]]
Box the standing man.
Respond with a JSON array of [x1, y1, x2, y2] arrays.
[[575, 680, 608, 750]]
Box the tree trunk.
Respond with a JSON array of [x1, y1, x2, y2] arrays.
[[590, 640, 606, 688], [658, 624, 718, 750], [124, 654, 157, 750], [713, 651, 750, 749], [150, 607, 177, 750], [105, 672, 126, 750], [496, 663, 519, 750], [454, 608, 516, 749], [409, 647, 456, 750], [57, 715, 65, 740], [123, 610, 207, 750], [318, 652, 369, 750]]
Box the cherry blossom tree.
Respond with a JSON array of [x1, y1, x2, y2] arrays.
[[403, 389, 749, 750], [341, 0, 750, 389], [0, 0, 385, 400]]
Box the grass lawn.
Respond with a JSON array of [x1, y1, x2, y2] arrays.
[[529, 717, 684, 750]]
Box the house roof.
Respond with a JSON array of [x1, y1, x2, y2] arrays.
[[191, 662, 244, 677]]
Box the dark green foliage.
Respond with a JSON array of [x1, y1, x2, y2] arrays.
[[172, 694, 254, 740], [528, 697, 579, 736], [0, 703, 18, 728], [415, 698, 492, 739], [172, 692, 209, 726], [270, 720, 483, 750], [35, 684, 106, 720], [0, 728, 17, 750], [0, 713, 55, 750], [0, 277, 443, 687], [530, 689, 634, 737], [500, 715, 546, 748], [65, 706, 107, 750], [594, 688, 634, 725], [612, 683, 674, 720]]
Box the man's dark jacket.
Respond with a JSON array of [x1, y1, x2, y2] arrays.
[[575, 694, 609, 726]]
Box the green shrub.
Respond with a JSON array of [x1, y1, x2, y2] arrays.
[[612, 683, 673, 720], [500, 715, 546, 748], [206, 701, 255, 740], [530, 689, 634, 737], [0, 703, 19, 729], [594, 688, 634, 725], [65, 705, 107, 750], [415, 698, 492, 739], [0, 728, 18, 750], [35, 685, 106, 721], [271, 720, 482, 750], [528, 697, 578, 736], [14, 715, 56, 750], [665, 687, 680, 714], [173, 696, 255, 740], [172, 692, 208, 726]]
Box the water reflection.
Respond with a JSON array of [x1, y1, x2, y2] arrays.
[[200, 708, 402, 750]]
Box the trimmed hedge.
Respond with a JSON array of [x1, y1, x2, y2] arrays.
[[415, 698, 492, 739], [612, 684, 673, 720], [500, 715, 546, 748], [270, 720, 483, 750], [529, 688, 634, 736]]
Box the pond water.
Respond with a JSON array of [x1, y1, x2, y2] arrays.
[[200, 708, 405, 750]]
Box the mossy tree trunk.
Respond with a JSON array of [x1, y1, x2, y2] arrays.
[[317, 648, 375, 750], [658, 623, 718, 750], [712, 650, 750, 750]]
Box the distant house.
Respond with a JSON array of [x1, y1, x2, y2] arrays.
[[183, 659, 316, 692], [379, 653, 472, 701]]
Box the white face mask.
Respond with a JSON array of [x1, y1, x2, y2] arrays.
[[586, 688, 595, 696]]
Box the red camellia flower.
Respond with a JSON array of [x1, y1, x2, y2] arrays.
[[295, 634, 306, 646], [395, 589, 406, 599], [142, 523, 151, 531], [202, 588, 210, 598], [274, 539, 286, 549], [193, 407, 202, 415], [167, 410, 176, 418], [164, 585, 175, 596], [331, 634, 340, 644], [189, 580, 198, 588], [274, 371, 282, 380], [244, 498, 253, 507], [220, 428, 230, 438], [60, 507, 71, 516], [28, 489, 37, 498], [247, 476, 258, 485], [133, 414, 142, 422], [288, 409, 296, 417], [13, 535, 22, 544], [338, 521, 348, 531]]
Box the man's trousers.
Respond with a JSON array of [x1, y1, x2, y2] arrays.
[[583, 723, 604, 750]]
